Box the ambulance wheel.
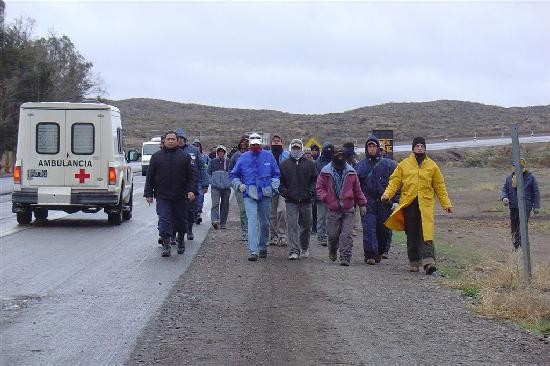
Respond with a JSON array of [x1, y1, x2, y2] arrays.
[[17, 210, 33, 225], [122, 186, 133, 221], [108, 210, 122, 225], [34, 208, 48, 220]]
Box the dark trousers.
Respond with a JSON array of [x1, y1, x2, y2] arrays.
[[403, 198, 435, 266], [156, 198, 187, 238], [509, 207, 532, 249], [361, 199, 392, 259]]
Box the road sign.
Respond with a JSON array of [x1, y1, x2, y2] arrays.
[[372, 130, 394, 160], [304, 137, 321, 148]]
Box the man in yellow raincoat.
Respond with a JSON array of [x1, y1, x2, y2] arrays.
[[381, 137, 452, 274]]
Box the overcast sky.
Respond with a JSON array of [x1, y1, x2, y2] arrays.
[[5, 1, 550, 114]]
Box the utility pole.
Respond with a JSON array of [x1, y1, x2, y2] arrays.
[[511, 125, 531, 285]]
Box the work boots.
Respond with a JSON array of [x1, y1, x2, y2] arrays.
[[161, 237, 171, 257], [177, 235, 185, 255]]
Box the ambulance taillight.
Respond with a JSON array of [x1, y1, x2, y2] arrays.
[[108, 167, 116, 185], [13, 165, 21, 184]]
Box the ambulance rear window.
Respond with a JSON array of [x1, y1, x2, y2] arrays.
[[36, 123, 60, 154], [72, 123, 95, 155]]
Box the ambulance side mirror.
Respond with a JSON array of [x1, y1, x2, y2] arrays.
[[127, 149, 140, 162]]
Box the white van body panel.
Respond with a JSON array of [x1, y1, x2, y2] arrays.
[[12, 102, 133, 224]]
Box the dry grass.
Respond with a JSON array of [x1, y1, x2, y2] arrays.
[[475, 182, 501, 192], [450, 254, 550, 331]]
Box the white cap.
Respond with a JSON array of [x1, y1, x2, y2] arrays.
[[290, 138, 303, 149], [249, 133, 262, 145]]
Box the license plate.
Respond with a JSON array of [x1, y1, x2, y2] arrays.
[[28, 169, 48, 179]]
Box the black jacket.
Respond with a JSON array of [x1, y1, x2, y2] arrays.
[[144, 148, 198, 200], [279, 156, 316, 203]]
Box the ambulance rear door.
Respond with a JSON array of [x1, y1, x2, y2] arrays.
[[65, 109, 103, 188], [27, 109, 67, 187]]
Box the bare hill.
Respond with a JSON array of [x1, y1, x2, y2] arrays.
[[106, 98, 550, 151]]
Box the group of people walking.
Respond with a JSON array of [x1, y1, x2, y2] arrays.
[[144, 130, 460, 275], [144, 128, 543, 275]]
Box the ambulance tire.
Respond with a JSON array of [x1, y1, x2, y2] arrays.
[[108, 195, 123, 225], [34, 208, 48, 220], [123, 186, 133, 221], [17, 210, 33, 225]]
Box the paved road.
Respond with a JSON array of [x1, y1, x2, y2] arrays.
[[0, 175, 212, 365]]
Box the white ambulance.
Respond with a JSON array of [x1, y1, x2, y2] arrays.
[[12, 102, 140, 225]]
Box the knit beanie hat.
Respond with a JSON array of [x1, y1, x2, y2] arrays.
[[412, 136, 426, 150]]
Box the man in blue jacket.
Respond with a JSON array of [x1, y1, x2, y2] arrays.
[[356, 135, 398, 264], [231, 133, 281, 261], [501, 158, 541, 250], [144, 131, 197, 257]]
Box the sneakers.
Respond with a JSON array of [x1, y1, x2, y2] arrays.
[[270, 237, 279, 246], [177, 238, 185, 254], [424, 263, 437, 275], [170, 238, 177, 246], [195, 215, 202, 224], [288, 253, 299, 260], [278, 237, 287, 247], [340, 260, 350, 266], [259, 250, 267, 258], [365, 258, 376, 265], [220, 224, 226, 229], [329, 253, 337, 262], [300, 249, 310, 259], [212, 221, 220, 230], [382, 251, 389, 259], [187, 231, 194, 240], [248, 253, 258, 261]]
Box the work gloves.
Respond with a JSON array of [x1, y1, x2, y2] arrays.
[[502, 197, 509, 206], [238, 184, 246, 193], [391, 203, 399, 211]]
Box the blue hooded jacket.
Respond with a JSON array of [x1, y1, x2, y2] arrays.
[[230, 149, 281, 200], [356, 135, 398, 202]]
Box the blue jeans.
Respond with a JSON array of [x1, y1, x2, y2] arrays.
[[244, 196, 271, 255], [211, 188, 231, 225]]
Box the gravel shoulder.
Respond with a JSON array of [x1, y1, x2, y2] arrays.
[[127, 198, 549, 365]]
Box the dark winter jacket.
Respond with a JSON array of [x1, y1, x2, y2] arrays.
[[501, 170, 541, 210], [208, 157, 231, 189], [279, 156, 317, 203], [180, 144, 209, 188], [144, 148, 198, 200]]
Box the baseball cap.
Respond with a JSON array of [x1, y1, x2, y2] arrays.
[[249, 133, 262, 145]]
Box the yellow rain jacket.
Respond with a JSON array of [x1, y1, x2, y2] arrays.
[[382, 153, 452, 241]]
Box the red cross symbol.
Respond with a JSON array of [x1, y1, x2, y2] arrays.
[[75, 169, 90, 183]]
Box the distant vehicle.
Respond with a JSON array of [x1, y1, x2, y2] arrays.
[[12, 102, 140, 225], [141, 137, 162, 176]]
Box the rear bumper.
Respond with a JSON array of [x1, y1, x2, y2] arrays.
[[12, 190, 118, 207]]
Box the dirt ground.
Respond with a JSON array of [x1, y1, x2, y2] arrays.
[[435, 167, 549, 267], [127, 166, 549, 365]]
